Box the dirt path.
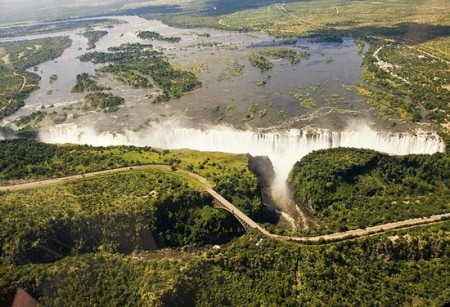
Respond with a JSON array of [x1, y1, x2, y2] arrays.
[[16, 72, 27, 92], [218, 11, 240, 27], [1, 164, 449, 244], [278, 213, 450, 242], [274, 3, 330, 31]]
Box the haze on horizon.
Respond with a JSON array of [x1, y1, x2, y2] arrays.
[[0, 0, 134, 24]]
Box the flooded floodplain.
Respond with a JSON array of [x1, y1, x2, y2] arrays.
[[2, 16, 375, 132]]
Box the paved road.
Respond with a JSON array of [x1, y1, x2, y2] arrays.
[[1, 164, 449, 243], [274, 213, 450, 242], [0, 165, 174, 192]]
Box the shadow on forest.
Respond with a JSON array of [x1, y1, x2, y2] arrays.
[[195, 0, 311, 17], [309, 22, 450, 45], [120, 1, 449, 46], [123, 0, 309, 18], [119, 4, 185, 16]]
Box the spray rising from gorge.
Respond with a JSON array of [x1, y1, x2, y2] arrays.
[[39, 121, 446, 210]]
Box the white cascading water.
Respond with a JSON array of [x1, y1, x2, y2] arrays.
[[39, 122, 445, 202]]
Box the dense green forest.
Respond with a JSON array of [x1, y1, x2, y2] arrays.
[[0, 36, 72, 119], [359, 39, 450, 125], [0, 139, 263, 219], [0, 169, 243, 264], [1, 222, 449, 306], [289, 148, 450, 235], [194, 223, 450, 306], [81, 30, 108, 50], [248, 52, 272, 71], [248, 45, 311, 71], [71, 73, 110, 93], [0, 0, 448, 303], [82, 92, 125, 112], [0, 141, 449, 305], [137, 30, 181, 43], [79, 43, 201, 103], [0, 139, 268, 305], [260, 47, 310, 64], [0, 19, 119, 38]]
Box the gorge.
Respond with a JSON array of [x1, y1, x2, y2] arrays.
[[39, 121, 446, 220]]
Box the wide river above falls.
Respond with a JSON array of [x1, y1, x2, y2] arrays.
[[1, 15, 377, 131]]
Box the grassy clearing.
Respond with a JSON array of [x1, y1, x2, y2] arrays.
[[1, 53, 10, 65]]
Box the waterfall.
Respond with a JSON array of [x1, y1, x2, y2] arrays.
[[39, 122, 445, 200]]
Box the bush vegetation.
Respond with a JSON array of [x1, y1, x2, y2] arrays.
[[0, 139, 263, 219], [0, 141, 449, 305], [248, 52, 272, 71], [137, 30, 181, 43], [360, 39, 450, 125], [289, 148, 450, 235], [82, 92, 125, 112], [82, 30, 108, 50], [1, 222, 449, 305], [248, 47, 310, 71], [49, 74, 58, 84], [0, 168, 244, 264], [217, 58, 244, 80], [260, 47, 310, 64], [71, 73, 110, 92], [0, 36, 72, 119], [80, 43, 201, 103]]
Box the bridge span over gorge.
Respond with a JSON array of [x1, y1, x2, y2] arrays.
[[1, 164, 449, 243]]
